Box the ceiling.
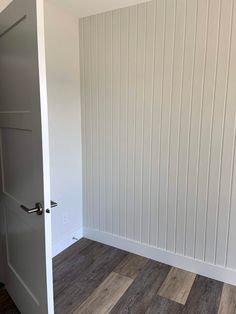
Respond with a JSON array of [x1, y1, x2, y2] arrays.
[[49, 0, 151, 18]]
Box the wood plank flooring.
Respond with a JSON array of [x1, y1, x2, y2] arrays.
[[110, 260, 171, 314], [1, 238, 236, 313], [157, 267, 196, 305], [74, 272, 133, 314], [182, 275, 223, 314], [53, 239, 232, 314], [0, 284, 19, 314], [114, 253, 148, 280], [218, 284, 236, 314]]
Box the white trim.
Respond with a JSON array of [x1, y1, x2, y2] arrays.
[[52, 228, 84, 257], [84, 228, 236, 286], [36, 0, 54, 313]]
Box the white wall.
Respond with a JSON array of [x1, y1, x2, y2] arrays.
[[0, 0, 12, 12], [80, 0, 236, 284], [44, 1, 83, 256]]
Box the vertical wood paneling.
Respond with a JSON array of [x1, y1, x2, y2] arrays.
[[166, 0, 186, 252], [119, 8, 129, 237], [158, 0, 176, 250], [205, 0, 234, 264], [90, 16, 100, 229], [150, 0, 165, 247], [97, 14, 106, 231], [195, 0, 221, 261], [225, 0, 236, 268], [141, 0, 155, 244], [104, 12, 113, 233], [185, 0, 209, 258], [111, 10, 121, 236], [134, 4, 146, 242], [126, 6, 137, 240], [83, 18, 92, 227], [176, 0, 198, 255], [216, 0, 236, 267], [80, 0, 236, 270]]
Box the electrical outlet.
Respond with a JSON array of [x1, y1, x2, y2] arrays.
[[62, 213, 69, 224]]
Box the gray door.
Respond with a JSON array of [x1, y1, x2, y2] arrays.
[[0, 1, 53, 313]]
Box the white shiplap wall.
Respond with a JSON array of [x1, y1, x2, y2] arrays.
[[80, 0, 236, 277]]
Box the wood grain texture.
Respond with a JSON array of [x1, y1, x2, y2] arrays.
[[54, 242, 127, 314], [54, 241, 109, 298], [146, 296, 183, 314], [0, 288, 19, 313], [74, 272, 133, 314], [218, 284, 236, 314], [53, 238, 93, 269], [1, 239, 234, 314], [182, 275, 223, 314], [158, 267, 196, 304], [110, 260, 171, 314], [114, 253, 148, 279]]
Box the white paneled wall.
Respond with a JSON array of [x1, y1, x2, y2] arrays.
[[80, 0, 236, 277]]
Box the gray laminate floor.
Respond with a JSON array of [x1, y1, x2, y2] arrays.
[[1, 238, 236, 313]]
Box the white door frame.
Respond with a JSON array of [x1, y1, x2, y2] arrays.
[[36, 0, 54, 312]]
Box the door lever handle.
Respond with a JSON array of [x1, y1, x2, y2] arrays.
[[20, 202, 43, 215]]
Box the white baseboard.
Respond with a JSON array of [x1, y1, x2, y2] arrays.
[[84, 227, 236, 286], [52, 227, 83, 257]]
